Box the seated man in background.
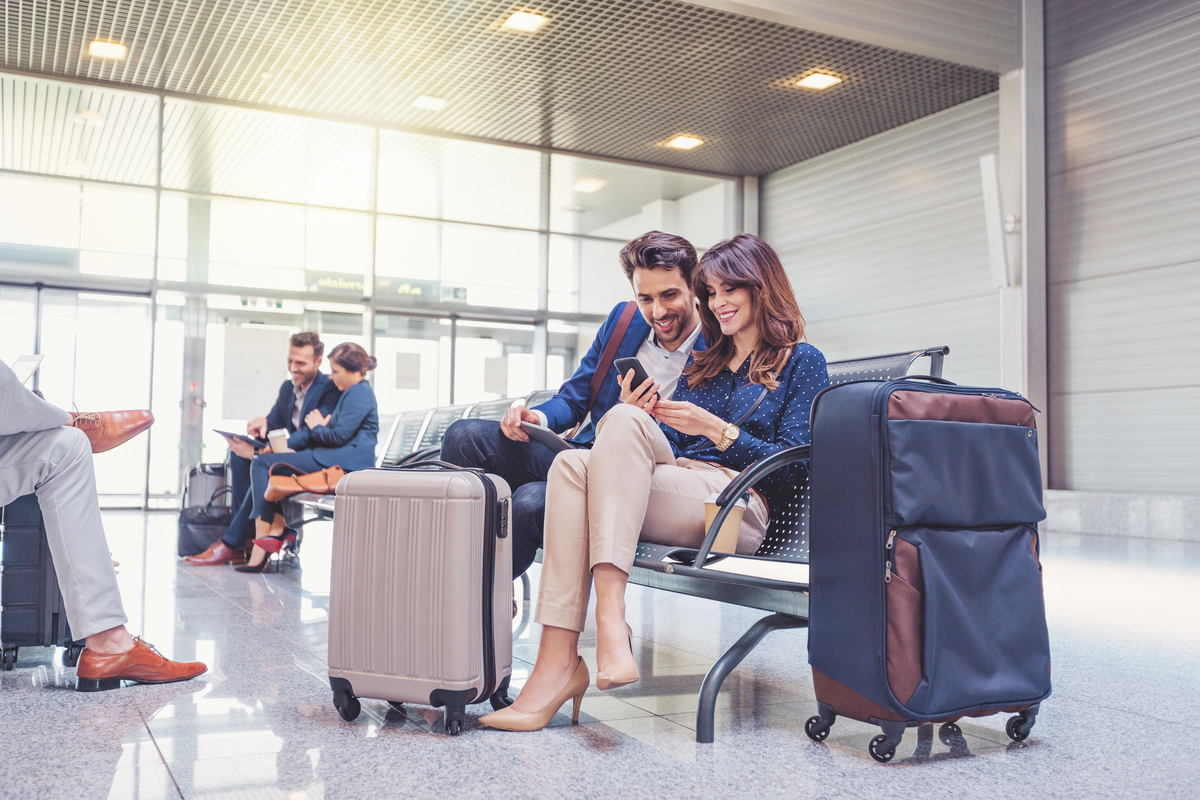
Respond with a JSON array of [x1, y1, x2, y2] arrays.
[[0, 358, 207, 691], [186, 332, 340, 565], [442, 231, 706, 582]]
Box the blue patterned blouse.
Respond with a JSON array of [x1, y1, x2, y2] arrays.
[[661, 342, 830, 514]]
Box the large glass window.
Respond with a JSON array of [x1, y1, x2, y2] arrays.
[[0, 69, 739, 505]]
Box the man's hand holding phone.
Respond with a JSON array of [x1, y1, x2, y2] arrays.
[[501, 405, 541, 442], [619, 369, 660, 413]]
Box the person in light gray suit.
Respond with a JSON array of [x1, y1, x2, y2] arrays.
[[0, 358, 207, 691]]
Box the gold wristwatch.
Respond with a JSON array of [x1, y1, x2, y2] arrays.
[[716, 422, 740, 452]]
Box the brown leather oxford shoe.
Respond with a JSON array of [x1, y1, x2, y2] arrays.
[[68, 410, 155, 454], [184, 541, 247, 565], [76, 638, 207, 692]]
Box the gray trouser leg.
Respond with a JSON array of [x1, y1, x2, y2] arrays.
[[0, 427, 128, 639]]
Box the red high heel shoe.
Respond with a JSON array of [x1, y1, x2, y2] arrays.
[[235, 531, 295, 573]]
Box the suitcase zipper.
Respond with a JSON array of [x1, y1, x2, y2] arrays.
[[884, 530, 896, 583], [476, 473, 499, 703]]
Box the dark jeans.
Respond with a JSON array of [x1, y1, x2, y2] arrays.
[[221, 452, 255, 549], [440, 419, 557, 579]]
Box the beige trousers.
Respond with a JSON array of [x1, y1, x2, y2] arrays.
[[535, 403, 769, 632]]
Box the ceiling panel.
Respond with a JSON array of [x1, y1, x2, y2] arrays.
[[2, 0, 998, 175], [0, 73, 157, 184]]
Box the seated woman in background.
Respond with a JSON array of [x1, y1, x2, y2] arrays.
[[482, 233, 830, 731], [238, 342, 379, 573]]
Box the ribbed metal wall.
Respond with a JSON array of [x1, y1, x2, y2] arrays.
[[1046, 0, 1200, 494], [762, 93, 1001, 387]]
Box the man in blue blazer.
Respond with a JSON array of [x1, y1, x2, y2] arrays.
[[185, 332, 341, 565], [443, 231, 706, 580]]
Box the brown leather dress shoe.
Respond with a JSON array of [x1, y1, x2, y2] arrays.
[[184, 541, 247, 565], [68, 410, 155, 454], [76, 638, 207, 692]]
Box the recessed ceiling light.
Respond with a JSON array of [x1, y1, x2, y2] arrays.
[[502, 11, 548, 32], [62, 161, 89, 175], [73, 110, 104, 127], [796, 72, 841, 90], [88, 40, 127, 60], [666, 135, 704, 150], [574, 180, 605, 193], [412, 95, 448, 111], [260, 71, 275, 79]]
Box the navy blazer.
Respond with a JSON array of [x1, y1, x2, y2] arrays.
[[535, 301, 707, 444], [265, 372, 341, 451], [304, 380, 379, 471], [663, 343, 830, 514]]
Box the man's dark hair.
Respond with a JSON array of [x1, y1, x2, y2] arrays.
[[619, 231, 698, 286], [290, 332, 324, 359]]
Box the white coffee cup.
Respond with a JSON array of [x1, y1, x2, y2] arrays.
[[268, 428, 289, 453], [704, 493, 748, 554]]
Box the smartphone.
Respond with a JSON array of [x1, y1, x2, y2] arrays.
[[614, 357, 652, 391]]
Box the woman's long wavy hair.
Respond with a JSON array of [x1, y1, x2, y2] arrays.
[[686, 234, 804, 392]]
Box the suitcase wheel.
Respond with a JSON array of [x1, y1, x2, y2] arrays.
[[62, 642, 85, 668], [804, 703, 837, 743], [1006, 714, 1034, 742], [333, 690, 361, 722], [444, 706, 466, 736], [868, 734, 897, 763], [2, 647, 16, 671], [805, 715, 832, 742]]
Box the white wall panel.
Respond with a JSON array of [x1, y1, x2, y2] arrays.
[[1047, 0, 1200, 494], [692, 0, 1020, 71], [763, 94, 1001, 387]]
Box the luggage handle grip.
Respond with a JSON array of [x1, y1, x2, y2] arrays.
[[380, 461, 483, 473], [899, 374, 957, 386], [205, 486, 233, 510]]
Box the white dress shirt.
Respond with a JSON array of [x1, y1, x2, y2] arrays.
[[533, 318, 702, 427]]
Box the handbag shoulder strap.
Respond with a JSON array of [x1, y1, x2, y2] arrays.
[[732, 385, 770, 427], [584, 301, 639, 419]]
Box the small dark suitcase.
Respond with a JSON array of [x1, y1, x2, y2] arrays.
[[177, 487, 234, 557], [183, 462, 230, 509], [327, 463, 513, 735], [806, 377, 1051, 762], [0, 494, 85, 670]]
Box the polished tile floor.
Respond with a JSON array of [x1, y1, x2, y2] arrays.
[[2, 512, 1199, 799]]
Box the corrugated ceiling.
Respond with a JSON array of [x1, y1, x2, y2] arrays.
[[1, 0, 998, 176]]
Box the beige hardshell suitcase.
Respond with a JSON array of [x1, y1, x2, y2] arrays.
[[327, 463, 513, 735]]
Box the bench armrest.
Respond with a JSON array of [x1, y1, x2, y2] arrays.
[[693, 444, 812, 567]]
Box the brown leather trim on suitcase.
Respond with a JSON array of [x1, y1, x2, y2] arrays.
[[886, 539, 923, 705], [811, 668, 907, 722], [888, 390, 1035, 427]]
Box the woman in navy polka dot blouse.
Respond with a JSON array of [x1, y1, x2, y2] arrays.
[[482, 233, 829, 732]]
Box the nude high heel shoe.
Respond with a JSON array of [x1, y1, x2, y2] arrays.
[[596, 624, 639, 691], [479, 657, 589, 731]]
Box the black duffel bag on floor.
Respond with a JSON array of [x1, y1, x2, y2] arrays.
[[178, 487, 233, 557]]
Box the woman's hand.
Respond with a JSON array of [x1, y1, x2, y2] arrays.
[[305, 409, 331, 429], [650, 399, 727, 442], [619, 369, 660, 411]]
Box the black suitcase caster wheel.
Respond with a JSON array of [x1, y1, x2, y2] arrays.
[[3, 648, 18, 671], [869, 735, 896, 763], [805, 715, 832, 742], [63, 642, 85, 668], [333, 691, 361, 722], [1006, 714, 1034, 741], [444, 705, 466, 736]]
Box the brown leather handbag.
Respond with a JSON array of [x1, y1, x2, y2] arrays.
[[264, 464, 346, 502]]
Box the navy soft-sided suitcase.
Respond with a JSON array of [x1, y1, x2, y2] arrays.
[[805, 377, 1051, 762], [1, 494, 85, 670]]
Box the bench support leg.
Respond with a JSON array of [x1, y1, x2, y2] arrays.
[[695, 612, 808, 744]]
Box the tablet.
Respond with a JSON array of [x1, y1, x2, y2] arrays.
[[519, 422, 579, 454], [214, 430, 269, 448], [10, 354, 44, 386]]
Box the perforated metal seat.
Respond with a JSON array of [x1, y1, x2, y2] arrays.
[[467, 398, 518, 421], [523, 389, 557, 408], [380, 409, 434, 467]]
